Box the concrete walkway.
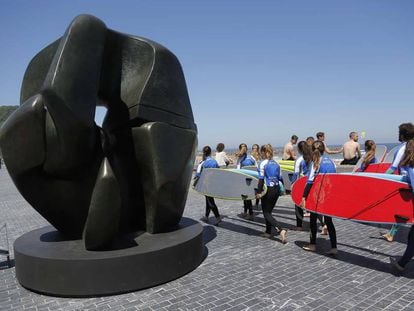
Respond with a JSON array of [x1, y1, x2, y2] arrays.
[[0, 168, 413, 310]]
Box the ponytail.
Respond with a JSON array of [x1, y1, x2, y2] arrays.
[[298, 141, 312, 166], [363, 140, 376, 168], [312, 141, 325, 169], [236, 143, 248, 158]]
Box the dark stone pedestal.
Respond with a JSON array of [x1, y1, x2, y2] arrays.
[[14, 218, 203, 297]]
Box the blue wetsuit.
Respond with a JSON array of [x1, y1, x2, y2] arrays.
[[386, 142, 408, 238], [237, 154, 257, 216], [359, 157, 377, 172], [303, 155, 337, 248], [258, 159, 285, 234], [291, 155, 309, 227], [397, 165, 414, 268], [237, 154, 256, 169], [196, 157, 221, 220], [291, 155, 309, 183], [390, 142, 407, 173]]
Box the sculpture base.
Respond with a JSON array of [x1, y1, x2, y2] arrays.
[[14, 218, 203, 297]]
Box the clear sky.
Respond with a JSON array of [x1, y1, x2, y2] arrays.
[[1, 0, 413, 148]]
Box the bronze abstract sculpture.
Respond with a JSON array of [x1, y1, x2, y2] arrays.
[[0, 15, 203, 296]]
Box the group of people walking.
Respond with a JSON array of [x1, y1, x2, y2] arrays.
[[195, 122, 414, 273]]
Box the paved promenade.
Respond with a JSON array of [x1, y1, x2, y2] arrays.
[[0, 167, 413, 310]]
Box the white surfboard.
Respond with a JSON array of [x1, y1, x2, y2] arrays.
[[194, 168, 266, 200]]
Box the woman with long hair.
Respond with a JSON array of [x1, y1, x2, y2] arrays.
[[358, 140, 377, 172], [390, 139, 414, 272], [251, 144, 261, 208], [382, 123, 414, 242], [300, 141, 338, 255], [291, 141, 312, 230], [236, 143, 257, 219], [256, 144, 287, 243], [195, 146, 222, 225]]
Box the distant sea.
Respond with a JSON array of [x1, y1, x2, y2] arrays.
[[197, 143, 400, 160]]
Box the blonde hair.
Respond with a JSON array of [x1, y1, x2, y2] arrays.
[[236, 143, 248, 158], [261, 144, 274, 160], [251, 144, 260, 161]]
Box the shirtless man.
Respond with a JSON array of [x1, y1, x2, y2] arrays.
[[316, 132, 342, 155], [282, 135, 298, 160], [340, 132, 361, 165]]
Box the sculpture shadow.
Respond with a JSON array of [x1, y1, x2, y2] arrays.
[[294, 240, 414, 278]]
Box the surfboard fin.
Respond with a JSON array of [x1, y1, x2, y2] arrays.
[[245, 178, 252, 186], [241, 194, 248, 200]]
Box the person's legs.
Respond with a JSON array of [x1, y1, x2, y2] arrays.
[[246, 200, 253, 215], [318, 215, 328, 235], [398, 225, 414, 268], [324, 216, 337, 250], [206, 196, 220, 218], [243, 200, 254, 219], [295, 204, 303, 228], [261, 187, 282, 232], [261, 194, 273, 234], [205, 196, 212, 217], [310, 213, 318, 245], [382, 224, 400, 242], [303, 212, 317, 251]]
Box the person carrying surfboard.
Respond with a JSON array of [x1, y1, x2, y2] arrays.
[[256, 144, 287, 244], [195, 146, 223, 226], [357, 140, 377, 172], [300, 141, 338, 255], [236, 143, 257, 220], [390, 138, 414, 272], [251, 144, 261, 209], [291, 141, 312, 230], [381, 122, 414, 242]]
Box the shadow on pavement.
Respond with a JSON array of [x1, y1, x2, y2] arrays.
[[203, 225, 217, 245], [294, 240, 414, 279]]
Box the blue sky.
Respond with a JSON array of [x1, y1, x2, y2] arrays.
[[1, 1, 413, 148]]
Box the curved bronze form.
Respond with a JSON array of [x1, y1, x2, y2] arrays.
[[0, 15, 197, 250]]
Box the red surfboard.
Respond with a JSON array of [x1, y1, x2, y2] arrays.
[[291, 174, 413, 224], [356, 163, 391, 173]]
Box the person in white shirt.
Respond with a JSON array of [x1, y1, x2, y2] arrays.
[[215, 143, 233, 167]]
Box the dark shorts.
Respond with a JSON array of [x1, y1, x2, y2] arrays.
[[341, 156, 359, 165]]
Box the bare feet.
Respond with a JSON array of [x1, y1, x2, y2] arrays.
[[381, 233, 394, 242], [280, 229, 287, 244]]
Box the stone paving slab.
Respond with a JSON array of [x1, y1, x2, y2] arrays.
[[0, 168, 413, 310]]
